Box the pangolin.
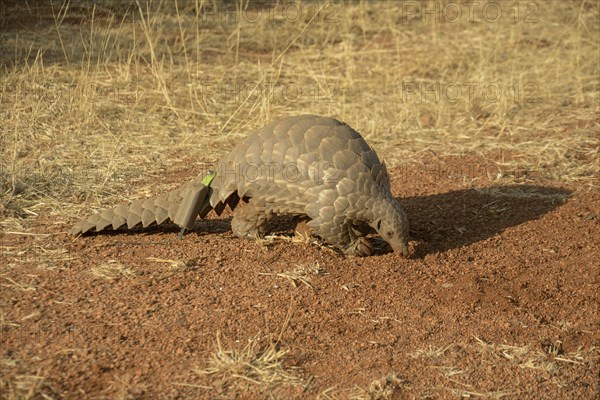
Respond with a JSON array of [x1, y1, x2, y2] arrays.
[[70, 115, 409, 257]]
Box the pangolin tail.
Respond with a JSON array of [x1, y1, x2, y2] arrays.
[[69, 172, 217, 236]]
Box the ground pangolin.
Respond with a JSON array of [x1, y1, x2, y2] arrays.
[[70, 115, 409, 257]]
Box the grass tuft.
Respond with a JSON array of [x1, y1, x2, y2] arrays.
[[318, 374, 405, 400], [90, 259, 133, 280], [474, 337, 592, 375], [194, 332, 303, 392]]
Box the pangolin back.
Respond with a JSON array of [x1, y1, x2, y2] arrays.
[[210, 115, 391, 216]]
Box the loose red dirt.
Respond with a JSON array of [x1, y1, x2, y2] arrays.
[[1, 156, 599, 399]]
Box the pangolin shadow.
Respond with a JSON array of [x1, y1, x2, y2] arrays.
[[399, 184, 572, 259]]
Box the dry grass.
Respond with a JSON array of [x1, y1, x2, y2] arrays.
[[470, 337, 598, 393], [0, 274, 37, 292], [318, 374, 406, 400], [0, 370, 54, 400], [408, 344, 453, 359], [90, 259, 133, 280], [0, 311, 20, 331], [145, 256, 205, 279], [1, 244, 73, 270], [193, 332, 303, 392], [406, 338, 599, 397], [107, 374, 148, 400], [444, 388, 514, 399], [146, 256, 189, 270], [0, 1, 598, 232], [474, 337, 589, 374], [259, 231, 339, 254], [260, 262, 326, 288]]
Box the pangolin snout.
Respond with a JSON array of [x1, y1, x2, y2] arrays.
[[392, 240, 410, 258]]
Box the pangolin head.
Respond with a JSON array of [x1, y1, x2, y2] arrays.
[[372, 197, 409, 257]]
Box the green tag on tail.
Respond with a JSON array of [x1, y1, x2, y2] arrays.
[[176, 170, 218, 239], [201, 170, 217, 186]]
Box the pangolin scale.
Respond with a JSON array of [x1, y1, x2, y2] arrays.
[[70, 115, 409, 257]]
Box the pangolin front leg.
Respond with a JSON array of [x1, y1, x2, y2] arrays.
[[305, 217, 374, 257], [230, 198, 274, 239], [344, 224, 374, 256]]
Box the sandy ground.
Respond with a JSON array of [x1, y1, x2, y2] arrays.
[[2, 155, 598, 399]]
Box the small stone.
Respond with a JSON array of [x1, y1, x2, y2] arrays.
[[585, 212, 596, 220]]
